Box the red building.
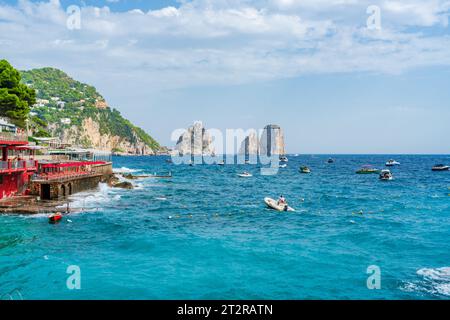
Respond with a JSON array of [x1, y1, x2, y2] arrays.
[[0, 123, 38, 200]]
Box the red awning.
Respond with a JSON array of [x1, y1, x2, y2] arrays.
[[40, 161, 106, 169]]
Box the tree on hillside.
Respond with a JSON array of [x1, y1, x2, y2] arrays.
[[0, 59, 35, 127]]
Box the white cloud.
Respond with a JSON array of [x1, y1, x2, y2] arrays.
[[0, 0, 450, 91]]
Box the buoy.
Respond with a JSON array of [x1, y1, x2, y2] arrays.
[[49, 213, 63, 224]]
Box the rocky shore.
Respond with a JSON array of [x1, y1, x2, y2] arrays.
[[0, 173, 146, 215]]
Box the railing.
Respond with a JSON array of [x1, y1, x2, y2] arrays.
[[25, 160, 37, 168], [31, 171, 101, 183], [0, 132, 28, 142], [0, 161, 8, 171], [0, 160, 37, 172]]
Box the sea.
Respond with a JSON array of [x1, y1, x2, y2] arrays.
[[1, 155, 449, 300]]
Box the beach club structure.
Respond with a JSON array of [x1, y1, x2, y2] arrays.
[[0, 118, 113, 201]]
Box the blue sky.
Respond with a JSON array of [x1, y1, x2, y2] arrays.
[[1, 0, 450, 153]]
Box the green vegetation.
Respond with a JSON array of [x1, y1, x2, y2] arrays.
[[0, 60, 36, 127], [20, 66, 160, 152]]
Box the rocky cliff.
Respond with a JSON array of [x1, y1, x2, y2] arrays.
[[51, 117, 154, 155], [240, 125, 286, 156], [21, 67, 161, 155], [174, 121, 215, 156]]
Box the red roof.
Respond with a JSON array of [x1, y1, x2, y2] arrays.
[[40, 161, 106, 169]]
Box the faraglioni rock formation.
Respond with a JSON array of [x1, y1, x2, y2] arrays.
[[240, 124, 286, 156], [239, 130, 259, 155], [174, 121, 215, 156]]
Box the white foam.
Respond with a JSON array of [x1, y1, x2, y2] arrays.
[[69, 183, 121, 209], [417, 267, 450, 281], [113, 167, 140, 174], [402, 267, 450, 297]]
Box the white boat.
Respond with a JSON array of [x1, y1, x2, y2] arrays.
[[432, 164, 450, 171], [386, 159, 400, 167], [237, 172, 252, 178], [379, 169, 394, 181], [264, 197, 295, 212], [279, 156, 288, 163], [218, 160, 225, 166], [279, 164, 287, 168]]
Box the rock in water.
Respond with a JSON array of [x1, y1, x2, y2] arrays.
[[259, 124, 285, 156], [240, 124, 286, 157], [173, 121, 215, 156], [239, 130, 259, 155], [113, 182, 134, 190]]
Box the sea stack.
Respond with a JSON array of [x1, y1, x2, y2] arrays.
[[240, 125, 285, 156], [259, 124, 285, 156], [239, 130, 259, 155], [174, 121, 215, 156]]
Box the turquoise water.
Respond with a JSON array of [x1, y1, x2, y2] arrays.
[[1, 155, 450, 300]]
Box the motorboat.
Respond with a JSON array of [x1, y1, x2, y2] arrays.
[[218, 160, 225, 166], [299, 166, 311, 174], [432, 164, 450, 171], [264, 197, 295, 212], [379, 169, 394, 181], [279, 156, 288, 163], [327, 158, 335, 164], [386, 159, 400, 167], [279, 164, 287, 168], [237, 172, 253, 178], [356, 165, 380, 174]]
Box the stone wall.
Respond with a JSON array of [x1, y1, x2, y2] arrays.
[[30, 163, 113, 200]]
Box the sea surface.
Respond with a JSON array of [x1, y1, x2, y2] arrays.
[[1, 155, 450, 300]]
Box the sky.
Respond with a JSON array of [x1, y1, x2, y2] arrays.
[[1, 0, 450, 153]]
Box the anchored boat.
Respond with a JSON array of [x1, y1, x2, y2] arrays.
[[237, 172, 252, 178], [386, 159, 400, 167], [432, 164, 449, 171], [379, 169, 394, 181], [356, 165, 380, 174], [299, 166, 311, 174]]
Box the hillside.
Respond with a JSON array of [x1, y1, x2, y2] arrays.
[[21, 68, 160, 154]]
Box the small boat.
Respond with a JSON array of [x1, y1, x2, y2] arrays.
[[264, 197, 295, 212], [299, 166, 311, 174], [237, 172, 252, 178], [49, 212, 63, 224], [279, 164, 287, 168], [356, 165, 380, 174], [218, 160, 225, 166], [432, 164, 450, 171], [327, 158, 334, 164], [386, 159, 400, 167], [279, 156, 288, 163], [379, 169, 394, 181], [244, 160, 250, 165]]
